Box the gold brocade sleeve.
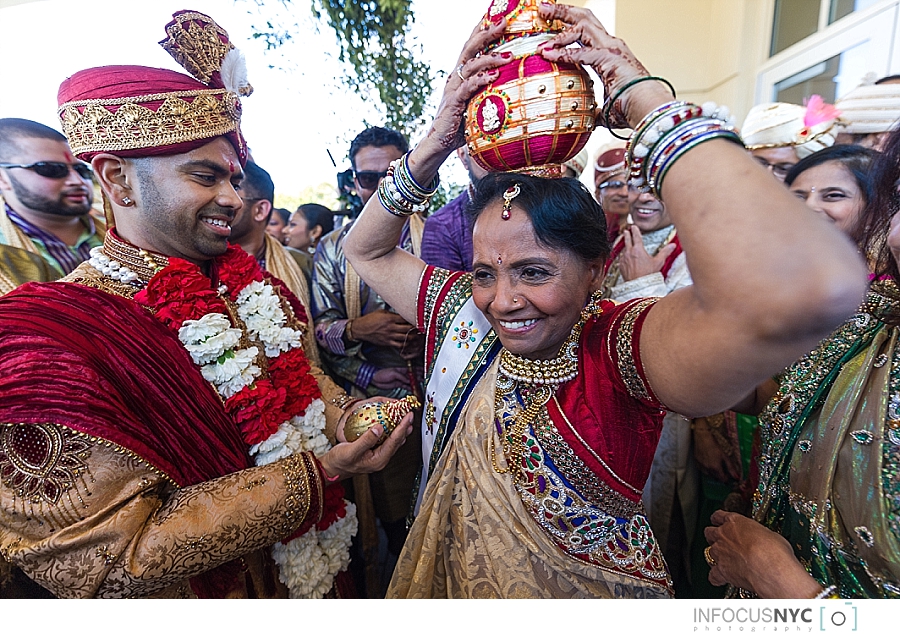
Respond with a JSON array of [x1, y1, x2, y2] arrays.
[[308, 360, 349, 445], [0, 424, 323, 599]]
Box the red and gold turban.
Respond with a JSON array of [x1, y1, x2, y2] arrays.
[[594, 148, 626, 173], [57, 10, 251, 165]]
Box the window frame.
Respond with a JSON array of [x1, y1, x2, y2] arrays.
[[758, 0, 899, 103]]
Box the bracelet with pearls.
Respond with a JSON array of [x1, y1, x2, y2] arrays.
[[645, 117, 731, 186], [377, 161, 419, 217], [397, 153, 439, 200], [647, 120, 742, 196], [626, 101, 701, 188], [376, 153, 439, 218], [626, 100, 741, 198]]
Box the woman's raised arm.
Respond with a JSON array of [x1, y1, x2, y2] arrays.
[[538, 3, 867, 417], [343, 20, 509, 325]]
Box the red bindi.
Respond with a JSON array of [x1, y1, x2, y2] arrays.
[[228, 160, 235, 174], [64, 151, 73, 162]]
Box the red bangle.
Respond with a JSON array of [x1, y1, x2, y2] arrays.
[[315, 455, 341, 484]]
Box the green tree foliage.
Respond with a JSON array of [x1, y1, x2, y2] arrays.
[[275, 182, 341, 213], [309, 0, 433, 140]]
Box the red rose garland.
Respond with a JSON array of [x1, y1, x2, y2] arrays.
[[134, 245, 353, 597]]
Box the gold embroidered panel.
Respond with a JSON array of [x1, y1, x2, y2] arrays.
[[0, 424, 91, 505]]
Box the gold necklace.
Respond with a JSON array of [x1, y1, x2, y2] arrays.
[[498, 324, 582, 387], [99, 232, 169, 286], [491, 292, 604, 479]]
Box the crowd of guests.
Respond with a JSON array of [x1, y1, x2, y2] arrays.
[[1, 3, 899, 600]]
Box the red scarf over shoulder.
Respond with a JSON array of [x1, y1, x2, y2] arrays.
[[0, 281, 252, 597]]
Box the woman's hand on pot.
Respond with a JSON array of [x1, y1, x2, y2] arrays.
[[536, 3, 671, 128], [409, 18, 508, 181]]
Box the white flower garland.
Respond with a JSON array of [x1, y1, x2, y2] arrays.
[[177, 278, 357, 599]]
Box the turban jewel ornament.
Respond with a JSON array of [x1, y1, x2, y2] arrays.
[[741, 96, 839, 160], [465, 0, 598, 178], [57, 10, 252, 165]]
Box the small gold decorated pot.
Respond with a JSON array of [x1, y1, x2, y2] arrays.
[[344, 395, 420, 445]]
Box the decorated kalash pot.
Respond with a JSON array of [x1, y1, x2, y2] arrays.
[[344, 395, 420, 445], [465, 0, 597, 177]]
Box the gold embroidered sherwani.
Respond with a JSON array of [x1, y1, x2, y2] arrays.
[[0, 263, 351, 599], [1, 429, 316, 598]]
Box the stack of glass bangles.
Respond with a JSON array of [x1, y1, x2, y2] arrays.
[[625, 97, 742, 198], [377, 152, 440, 217]]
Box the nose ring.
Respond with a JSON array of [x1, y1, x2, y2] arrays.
[[512, 297, 519, 304]]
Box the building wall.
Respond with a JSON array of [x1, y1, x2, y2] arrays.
[[535, 0, 899, 187], [614, 0, 770, 124]]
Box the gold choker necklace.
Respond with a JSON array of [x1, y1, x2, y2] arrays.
[[98, 232, 169, 286], [498, 326, 581, 388], [497, 292, 603, 389], [492, 292, 604, 480]]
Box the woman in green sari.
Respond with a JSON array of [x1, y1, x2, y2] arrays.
[[705, 131, 900, 599]]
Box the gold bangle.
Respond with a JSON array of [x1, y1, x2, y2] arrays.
[[345, 319, 355, 342], [330, 393, 359, 411]]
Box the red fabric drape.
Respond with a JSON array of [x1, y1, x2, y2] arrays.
[[0, 281, 253, 597]]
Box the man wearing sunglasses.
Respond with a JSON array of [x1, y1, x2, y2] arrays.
[[311, 125, 425, 596], [0, 11, 412, 600], [0, 118, 100, 277]]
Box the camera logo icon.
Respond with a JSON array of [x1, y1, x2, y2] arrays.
[[820, 602, 857, 631]]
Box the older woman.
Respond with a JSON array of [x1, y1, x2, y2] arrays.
[[344, 4, 866, 598], [706, 130, 900, 600]]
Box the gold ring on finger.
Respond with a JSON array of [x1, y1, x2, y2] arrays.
[[704, 546, 716, 567]]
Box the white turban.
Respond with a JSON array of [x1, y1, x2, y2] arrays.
[[741, 98, 840, 159], [836, 74, 900, 135], [563, 147, 589, 178]]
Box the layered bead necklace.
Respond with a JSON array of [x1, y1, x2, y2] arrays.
[[492, 294, 602, 480]]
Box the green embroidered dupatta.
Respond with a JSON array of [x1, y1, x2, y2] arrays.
[[755, 282, 900, 598]]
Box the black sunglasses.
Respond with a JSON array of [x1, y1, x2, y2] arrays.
[[0, 161, 93, 180], [354, 170, 388, 190]]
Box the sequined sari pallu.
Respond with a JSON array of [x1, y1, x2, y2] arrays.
[[388, 266, 672, 598], [755, 281, 900, 598]]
